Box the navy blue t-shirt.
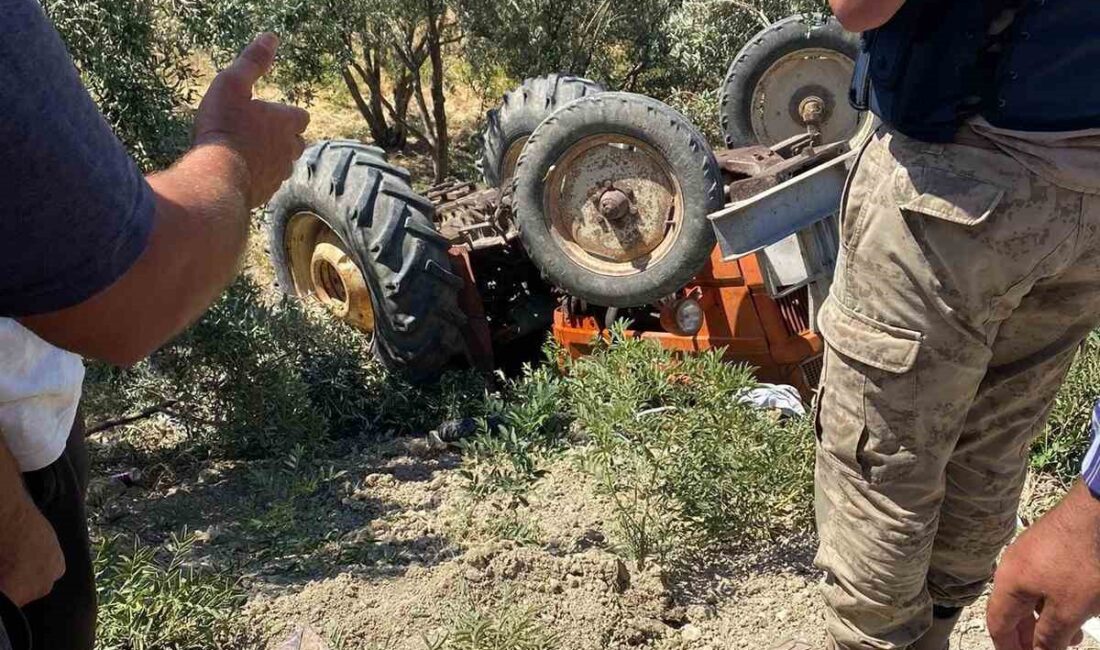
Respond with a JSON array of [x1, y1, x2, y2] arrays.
[[0, 0, 155, 317]]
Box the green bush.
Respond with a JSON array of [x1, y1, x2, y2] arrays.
[[43, 0, 194, 170], [1031, 332, 1100, 482], [568, 325, 814, 567], [83, 276, 491, 460], [95, 534, 248, 650], [460, 358, 570, 498], [425, 599, 558, 650]]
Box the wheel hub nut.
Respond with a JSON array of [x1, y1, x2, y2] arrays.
[[799, 96, 825, 125], [598, 188, 632, 222]]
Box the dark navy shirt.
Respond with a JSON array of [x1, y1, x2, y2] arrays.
[[0, 0, 155, 317]]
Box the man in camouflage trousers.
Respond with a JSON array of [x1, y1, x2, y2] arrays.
[[816, 1, 1100, 650]]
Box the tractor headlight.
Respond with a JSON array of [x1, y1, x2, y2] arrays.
[[674, 298, 704, 335]]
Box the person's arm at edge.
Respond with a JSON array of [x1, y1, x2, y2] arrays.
[[0, 438, 64, 608], [20, 143, 251, 367], [19, 34, 308, 366], [987, 481, 1100, 650], [828, 0, 907, 32]]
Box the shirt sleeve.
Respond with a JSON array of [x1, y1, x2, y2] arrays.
[[0, 0, 156, 317], [1081, 401, 1100, 497]]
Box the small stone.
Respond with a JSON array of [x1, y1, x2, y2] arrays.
[[364, 473, 395, 487], [681, 624, 703, 643], [405, 438, 436, 458], [465, 545, 494, 569], [687, 605, 716, 622], [193, 525, 222, 545], [575, 528, 606, 550], [196, 466, 221, 485], [464, 567, 486, 582]]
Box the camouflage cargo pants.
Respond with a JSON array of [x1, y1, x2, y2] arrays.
[[815, 126, 1100, 649]]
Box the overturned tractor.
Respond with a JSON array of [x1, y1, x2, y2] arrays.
[[265, 16, 870, 396]]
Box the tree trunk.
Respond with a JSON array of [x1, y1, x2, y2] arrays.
[[426, 6, 449, 182], [341, 66, 388, 144]]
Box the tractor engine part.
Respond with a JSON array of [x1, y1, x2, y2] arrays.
[[512, 92, 725, 308], [477, 74, 605, 188], [719, 15, 874, 149], [266, 141, 467, 382]]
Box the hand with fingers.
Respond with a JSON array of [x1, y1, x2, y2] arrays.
[[988, 481, 1100, 650], [193, 33, 310, 208]]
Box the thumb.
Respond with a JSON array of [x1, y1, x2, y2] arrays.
[[220, 33, 279, 96]]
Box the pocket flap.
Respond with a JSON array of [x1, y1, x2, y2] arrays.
[[895, 166, 1005, 226], [818, 299, 922, 374]]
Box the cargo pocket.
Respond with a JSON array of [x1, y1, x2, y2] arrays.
[[816, 298, 923, 484], [894, 165, 1005, 227]]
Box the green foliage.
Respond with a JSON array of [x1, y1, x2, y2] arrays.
[[425, 600, 558, 650], [460, 361, 570, 498], [95, 534, 248, 650], [458, 0, 680, 91], [457, 327, 814, 567], [1031, 333, 1100, 482], [42, 0, 194, 170], [461, 0, 832, 145], [83, 275, 490, 460], [568, 324, 814, 568]]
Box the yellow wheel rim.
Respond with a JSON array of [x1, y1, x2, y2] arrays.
[[285, 211, 375, 333]]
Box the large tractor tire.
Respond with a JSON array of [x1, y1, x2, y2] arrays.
[[267, 140, 467, 382], [477, 73, 605, 189], [719, 15, 873, 148], [513, 93, 724, 308]]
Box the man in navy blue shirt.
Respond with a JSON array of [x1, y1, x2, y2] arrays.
[[0, 0, 308, 647]]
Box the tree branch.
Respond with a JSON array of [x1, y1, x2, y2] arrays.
[[86, 400, 178, 437]]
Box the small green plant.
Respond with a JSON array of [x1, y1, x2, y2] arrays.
[[424, 600, 558, 650], [95, 534, 248, 650], [459, 360, 570, 498], [570, 324, 814, 568], [1032, 332, 1100, 482]]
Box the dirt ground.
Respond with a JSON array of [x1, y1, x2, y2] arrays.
[[87, 420, 1091, 650]]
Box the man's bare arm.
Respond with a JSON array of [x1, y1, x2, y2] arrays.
[[0, 438, 64, 606], [18, 34, 308, 366], [829, 0, 906, 32]]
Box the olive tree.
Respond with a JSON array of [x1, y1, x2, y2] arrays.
[[41, 0, 195, 170], [182, 0, 461, 181], [457, 0, 681, 91]]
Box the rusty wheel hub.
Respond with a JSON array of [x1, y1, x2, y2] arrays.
[[285, 211, 376, 333], [545, 135, 683, 276], [751, 48, 873, 146]]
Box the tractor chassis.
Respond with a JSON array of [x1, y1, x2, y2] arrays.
[[428, 132, 848, 395]]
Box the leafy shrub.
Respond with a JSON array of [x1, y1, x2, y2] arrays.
[[425, 600, 558, 650], [1031, 332, 1100, 481], [460, 359, 570, 498], [43, 0, 194, 170], [95, 534, 248, 650], [83, 275, 491, 460], [568, 325, 814, 567]]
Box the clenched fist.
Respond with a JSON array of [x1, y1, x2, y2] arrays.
[[0, 497, 64, 607], [193, 33, 310, 208]]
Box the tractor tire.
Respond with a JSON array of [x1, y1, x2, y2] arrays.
[[513, 92, 724, 308], [719, 15, 869, 148], [477, 73, 605, 188], [267, 140, 467, 382]]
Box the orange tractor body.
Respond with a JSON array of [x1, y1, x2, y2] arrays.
[[550, 248, 824, 397]]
